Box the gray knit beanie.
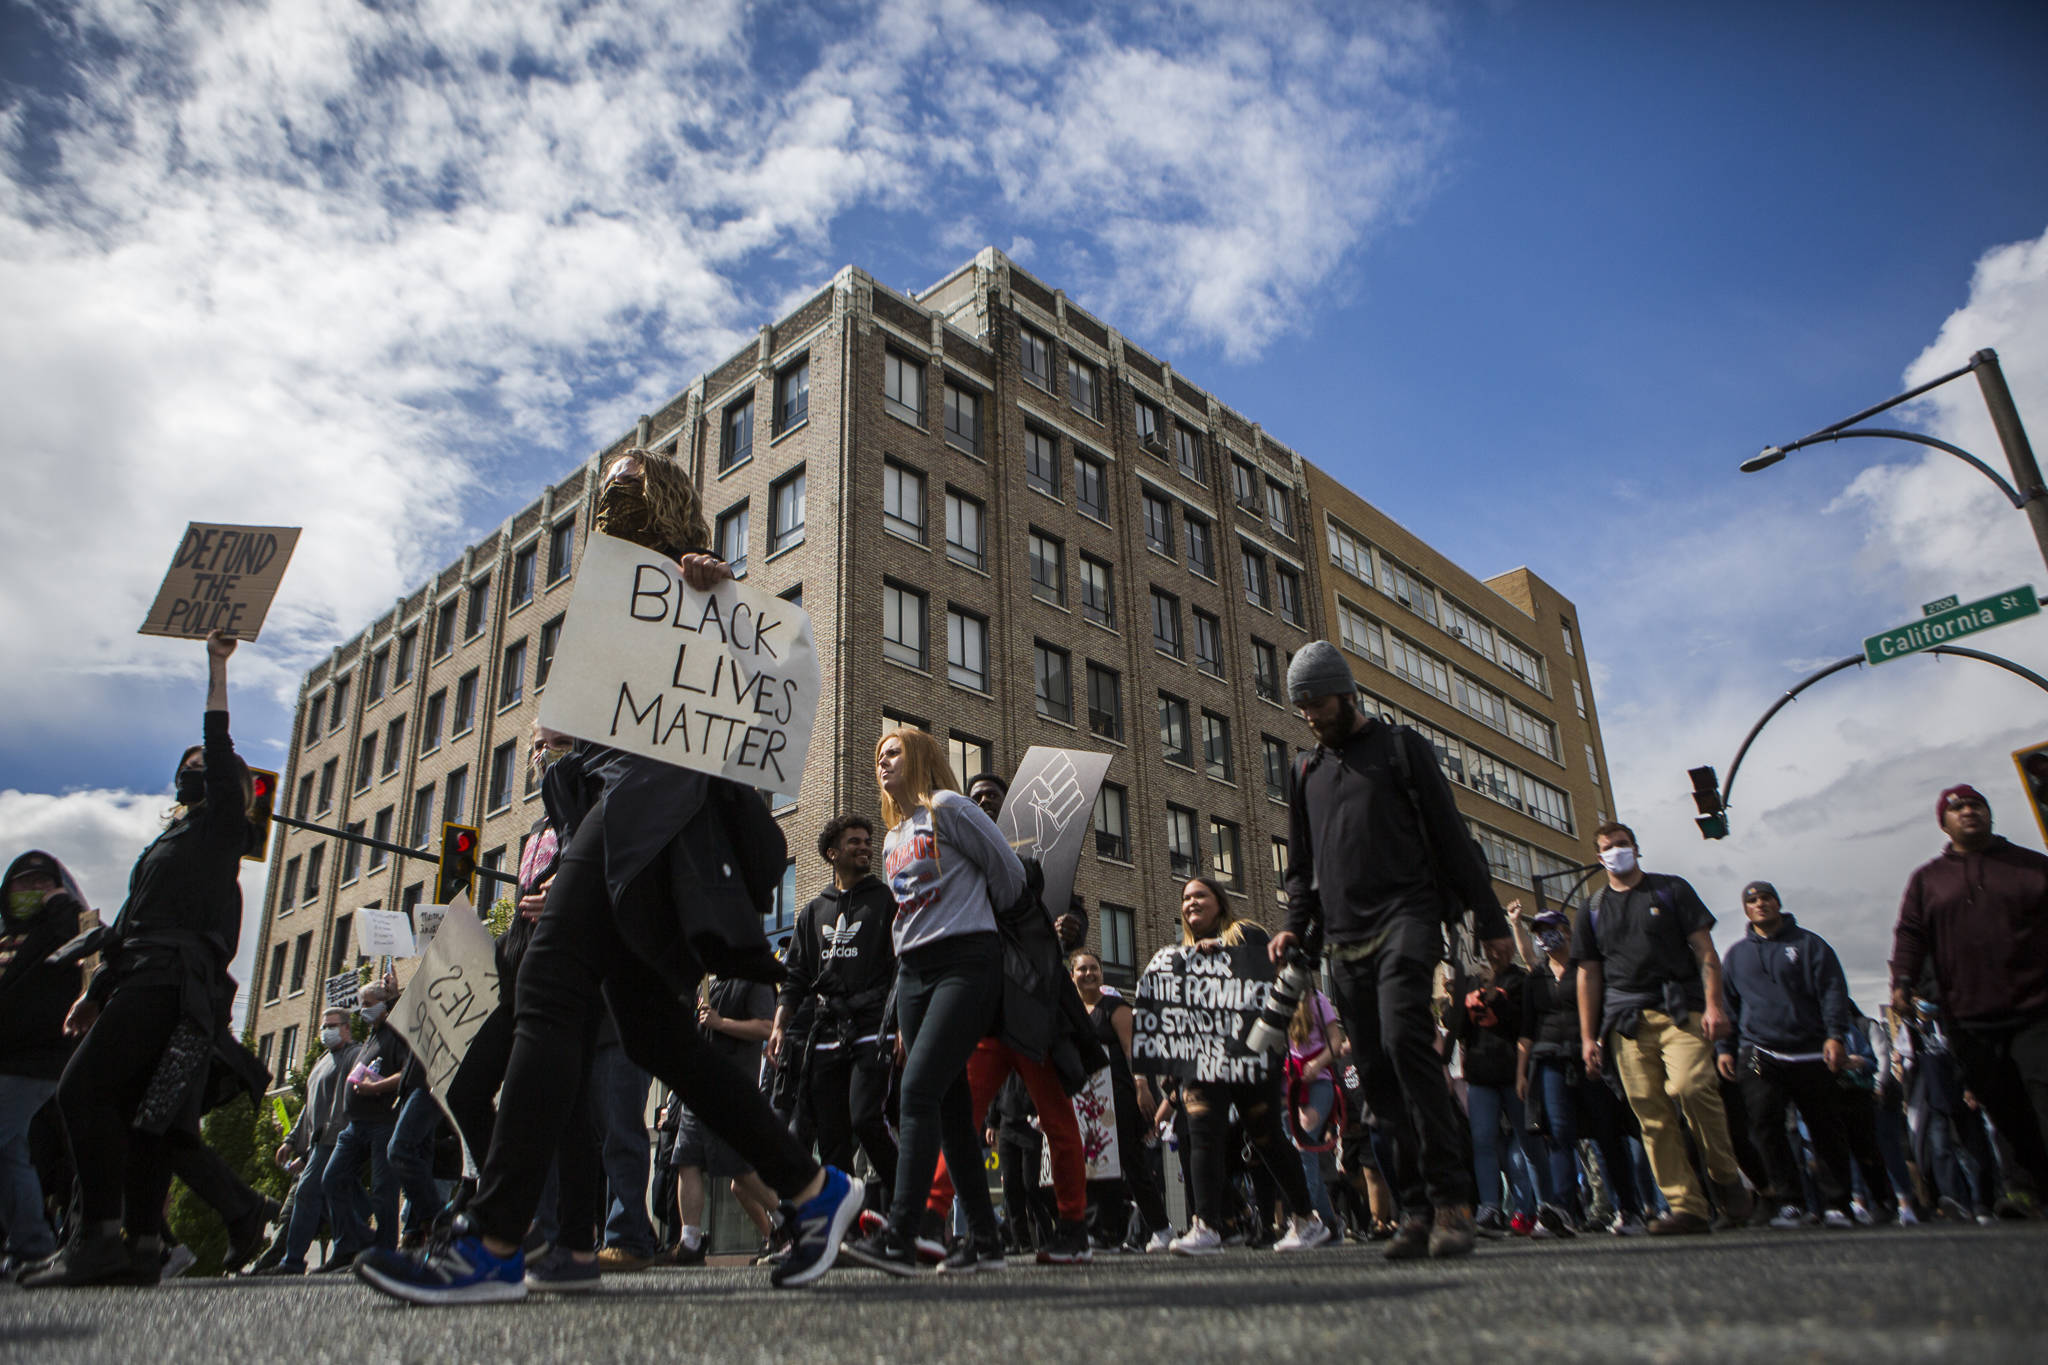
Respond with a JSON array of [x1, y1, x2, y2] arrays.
[[1286, 640, 1354, 705]]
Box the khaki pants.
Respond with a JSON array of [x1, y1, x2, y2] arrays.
[[1608, 1010, 1742, 1218]]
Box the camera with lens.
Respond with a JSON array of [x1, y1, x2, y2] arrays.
[[1246, 947, 1315, 1055]]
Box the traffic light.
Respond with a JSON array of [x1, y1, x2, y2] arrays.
[[1688, 765, 1728, 840], [436, 822, 479, 904], [2015, 741, 2048, 846], [243, 767, 278, 863]]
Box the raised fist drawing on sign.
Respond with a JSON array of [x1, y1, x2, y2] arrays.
[[1015, 751, 1088, 855]]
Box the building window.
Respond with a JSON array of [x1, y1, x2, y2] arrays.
[[1094, 784, 1129, 861], [1276, 564, 1304, 626], [1184, 514, 1215, 579], [722, 395, 754, 471], [411, 783, 435, 848], [280, 855, 301, 911], [1381, 557, 1438, 626], [1135, 400, 1165, 454], [341, 822, 364, 884], [1339, 600, 1386, 668], [1387, 630, 1452, 703], [946, 608, 988, 691], [1326, 516, 1374, 585], [511, 544, 537, 608], [1455, 672, 1508, 732], [381, 717, 405, 776], [1079, 554, 1115, 628], [1166, 805, 1198, 877], [716, 502, 749, 577], [354, 736, 375, 792], [500, 638, 526, 708], [464, 577, 491, 639], [432, 597, 457, 659], [1175, 426, 1203, 481], [1573, 678, 1587, 718], [944, 382, 981, 455], [1241, 545, 1269, 609], [1150, 588, 1182, 659], [1201, 711, 1233, 781], [1100, 903, 1136, 984], [329, 675, 351, 730], [883, 461, 926, 543], [1028, 530, 1065, 606], [881, 708, 928, 740], [1524, 775, 1573, 835], [295, 773, 313, 819], [1066, 355, 1100, 419], [256, 1032, 276, 1071], [453, 669, 479, 735], [775, 356, 809, 433], [1498, 635, 1548, 692], [366, 647, 389, 704], [326, 910, 351, 976], [444, 767, 468, 826], [400, 882, 424, 916], [1073, 450, 1107, 520], [1033, 641, 1071, 724], [1265, 478, 1294, 537], [1263, 735, 1291, 801], [487, 740, 518, 813], [884, 349, 925, 425], [770, 469, 806, 554], [368, 807, 394, 870], [303, 697, 321, 747], [265, 944, 287, 1002], [303, 845, 325, 904], [781, 583, 803, 608], [317, 758, 338, 813], [1159, 693, 1192, 766], [419, 690, 445, 754], [537, 616, 563, 689], [1210, 818, 1241, 885], [547, 519, 575, 583], [1025, 427, 1060, 498], [1252, 639, 1281, 704], [1087, 663, 1122, 742], [1586, 743, 1601, 784], [1192, 610, 1224, 677], [948, 733, 992, 784], [1510, 703, 1559, 760], [1271, 834, 1289, 893], [1232, 457, 1260, 510], [1562, 619, 1576, 657], [945, 489, 983, 571], [1020, 325, 1052, 390], [763, 859, 799, 935], [1142, 490, 1173, 555], [882, 581, 927, 670]]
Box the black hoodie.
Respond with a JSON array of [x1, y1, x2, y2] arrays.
[[0, 851, 90, 1080]]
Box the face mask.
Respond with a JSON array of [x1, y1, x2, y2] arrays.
[[1599, 845, 1638, 876], [533, 745, 569, 775], [7, 887, 50, 919], [321, 1026, 347, 1048], [596, 481, 660, 551], [360, 1001, 389, 1024], [175, 766, 208, 806], [1535, 929, 1567, 954]]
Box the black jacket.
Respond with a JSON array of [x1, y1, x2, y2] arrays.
[[1444, 962, 1526, 1089], [992, 859, 1107, 1093], [778, 875, 896, 1034], [0, 851, 89, 1081], [1284, 718, 1507, 952], [1720, 914, 1851, 1057]]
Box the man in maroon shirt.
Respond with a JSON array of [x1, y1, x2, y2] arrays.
[[1890, 783, 2048, 1209]]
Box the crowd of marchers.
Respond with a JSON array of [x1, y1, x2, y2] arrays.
[[3, 450, 2044, 1298]]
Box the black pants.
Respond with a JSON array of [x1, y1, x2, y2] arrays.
[[1951, 1015, 2048, 1196], [469, 818, 817, 1249], [1107, 1083, 1170, 1235], [443, 998, 515, 1164], [56, 982, 186, 1237], [1182, 1072, 1311, 1230], [1739, 1054, 1887, 1213], [169, 1134, 261, 1226], [809, 1045, 896, 1203], [1328, 936, 1476, 1215], [999, 1134, 1050, 1246], [887, 932, 1001, 1239]]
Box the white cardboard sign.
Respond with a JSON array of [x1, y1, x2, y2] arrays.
[[392, 894, 499, 1171], [412, 906, 447, 954], [1040, 1067, 1122, 1182], [138, 522, 301, 640], [537, 532, 820, 796], [356, 907, 416, 959]]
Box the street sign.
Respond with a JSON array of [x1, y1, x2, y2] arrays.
[[1922, 595, 1960, 615], [1863, 586, 2039, 666]]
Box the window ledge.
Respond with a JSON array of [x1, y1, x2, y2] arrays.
[[770, 419, 809, 447], [1034, 712, 1079, 733], [945, 679, 993, 701], [882, 657, 933, 680], [1082, 617, 1119, 638], [883, 524, 931, 551], [765, 540, 805, 565], [1026, 485, 1066, 510], [716, 454, 755, 480], [884, 404, 925, 433]]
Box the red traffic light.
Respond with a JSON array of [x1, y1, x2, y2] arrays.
[[244, 766, 279, 864]]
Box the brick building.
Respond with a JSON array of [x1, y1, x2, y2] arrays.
[[243, 248, 1612, 1080]]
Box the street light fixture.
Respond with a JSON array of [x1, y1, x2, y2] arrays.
[[1743, 348, 2048, 573]]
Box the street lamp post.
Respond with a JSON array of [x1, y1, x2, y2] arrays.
[[1743, 348, 2048, 574]]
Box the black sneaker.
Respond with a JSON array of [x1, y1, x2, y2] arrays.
[[669, 1239, 706, 1267], [1382, 1215, 1430, 1262], [1036, 1219, 1092, 1266], [223, 1197, 283, 1275], [940, 1232, 1006, 1276], [22, 1230, 142, 1289], [842, 1227, 924, 1278]]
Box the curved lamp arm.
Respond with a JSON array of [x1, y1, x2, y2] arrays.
[[1742, 429, 2028, 508]]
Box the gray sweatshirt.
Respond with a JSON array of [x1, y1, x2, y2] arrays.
[[882, 789, 1026, 955]]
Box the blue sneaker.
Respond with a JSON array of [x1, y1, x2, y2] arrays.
[[354, 1226, 526, 1306], [524, 1246, 602, 1293], [770, 1166, 864, 1289]]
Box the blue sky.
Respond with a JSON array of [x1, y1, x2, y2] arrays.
[[3, 0, 2045, 1008]]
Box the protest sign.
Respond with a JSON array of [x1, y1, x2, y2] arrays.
[[392, 894, 499, 1169], [356, 907, 416, 959], [323, 972, 361, 1013], [1130, 940, 1275, 1084], [412, 906, 447, 954], [537, 532, 820, 797], [1040, 1066, 1121, 1183], [138, 522, 301, 640], [995, 747, 1113, 916]]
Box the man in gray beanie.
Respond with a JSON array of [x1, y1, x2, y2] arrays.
[[1270, 640, 1510, 1260]]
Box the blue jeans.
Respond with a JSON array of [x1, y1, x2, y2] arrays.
[[1294, 1072, 1341, 1228], [592, 1041, 657, 1255], [324, 1118, 398, 1253], [281, 1142, 335, 1270], [0, 1074, 59, 1258], [1466, 1083, 1537, 1216], [1534, 1062, 1646, 1220], [387, 1090, 447, 1234]]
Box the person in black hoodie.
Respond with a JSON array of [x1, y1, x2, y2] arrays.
[[26, 630, 261, 1289], [768, 814, 897, 1208], [1717, 881, 1894, 1228], [1444, 935, 1535, 1235], [0, 851, 90, 1270]]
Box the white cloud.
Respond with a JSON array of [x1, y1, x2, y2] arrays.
[[1591, 224, 2048, 1004]]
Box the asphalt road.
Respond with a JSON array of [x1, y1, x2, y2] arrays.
[[3, 1223, 2044, 1364]]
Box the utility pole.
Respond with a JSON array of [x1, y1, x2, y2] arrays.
[[1972, 348, 2048, 575]]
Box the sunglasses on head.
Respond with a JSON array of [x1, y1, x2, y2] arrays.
[[1944, 796, 1985, 811]]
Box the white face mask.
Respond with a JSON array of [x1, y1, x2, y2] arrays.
[[1599, 845, 1638, 876], [321, 1026, 347, 1048], [360, 1001, 389, 1024]]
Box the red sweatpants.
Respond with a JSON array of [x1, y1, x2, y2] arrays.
[[929, 1037, 1087, 1222]]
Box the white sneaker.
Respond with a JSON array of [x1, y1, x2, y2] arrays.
[[1273, 1215, 1332, 1252], [1822, 1209, 1855, 1229], [1897, 1206, 1921, 1227], [1851, 1200, 1874, 1226], [1143, 1228, 1174, 1254], [1168, 1220, 1223, 1257], [1609, 1213, 1648, 1237], [1769, 1204, 1814, 1230]]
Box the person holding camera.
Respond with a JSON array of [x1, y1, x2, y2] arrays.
[[1270, 641, 1511, 1261]]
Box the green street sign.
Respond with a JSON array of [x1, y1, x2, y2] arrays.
[[1864, 585, 2040, 665], [1922, 595, 1960, 615]]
